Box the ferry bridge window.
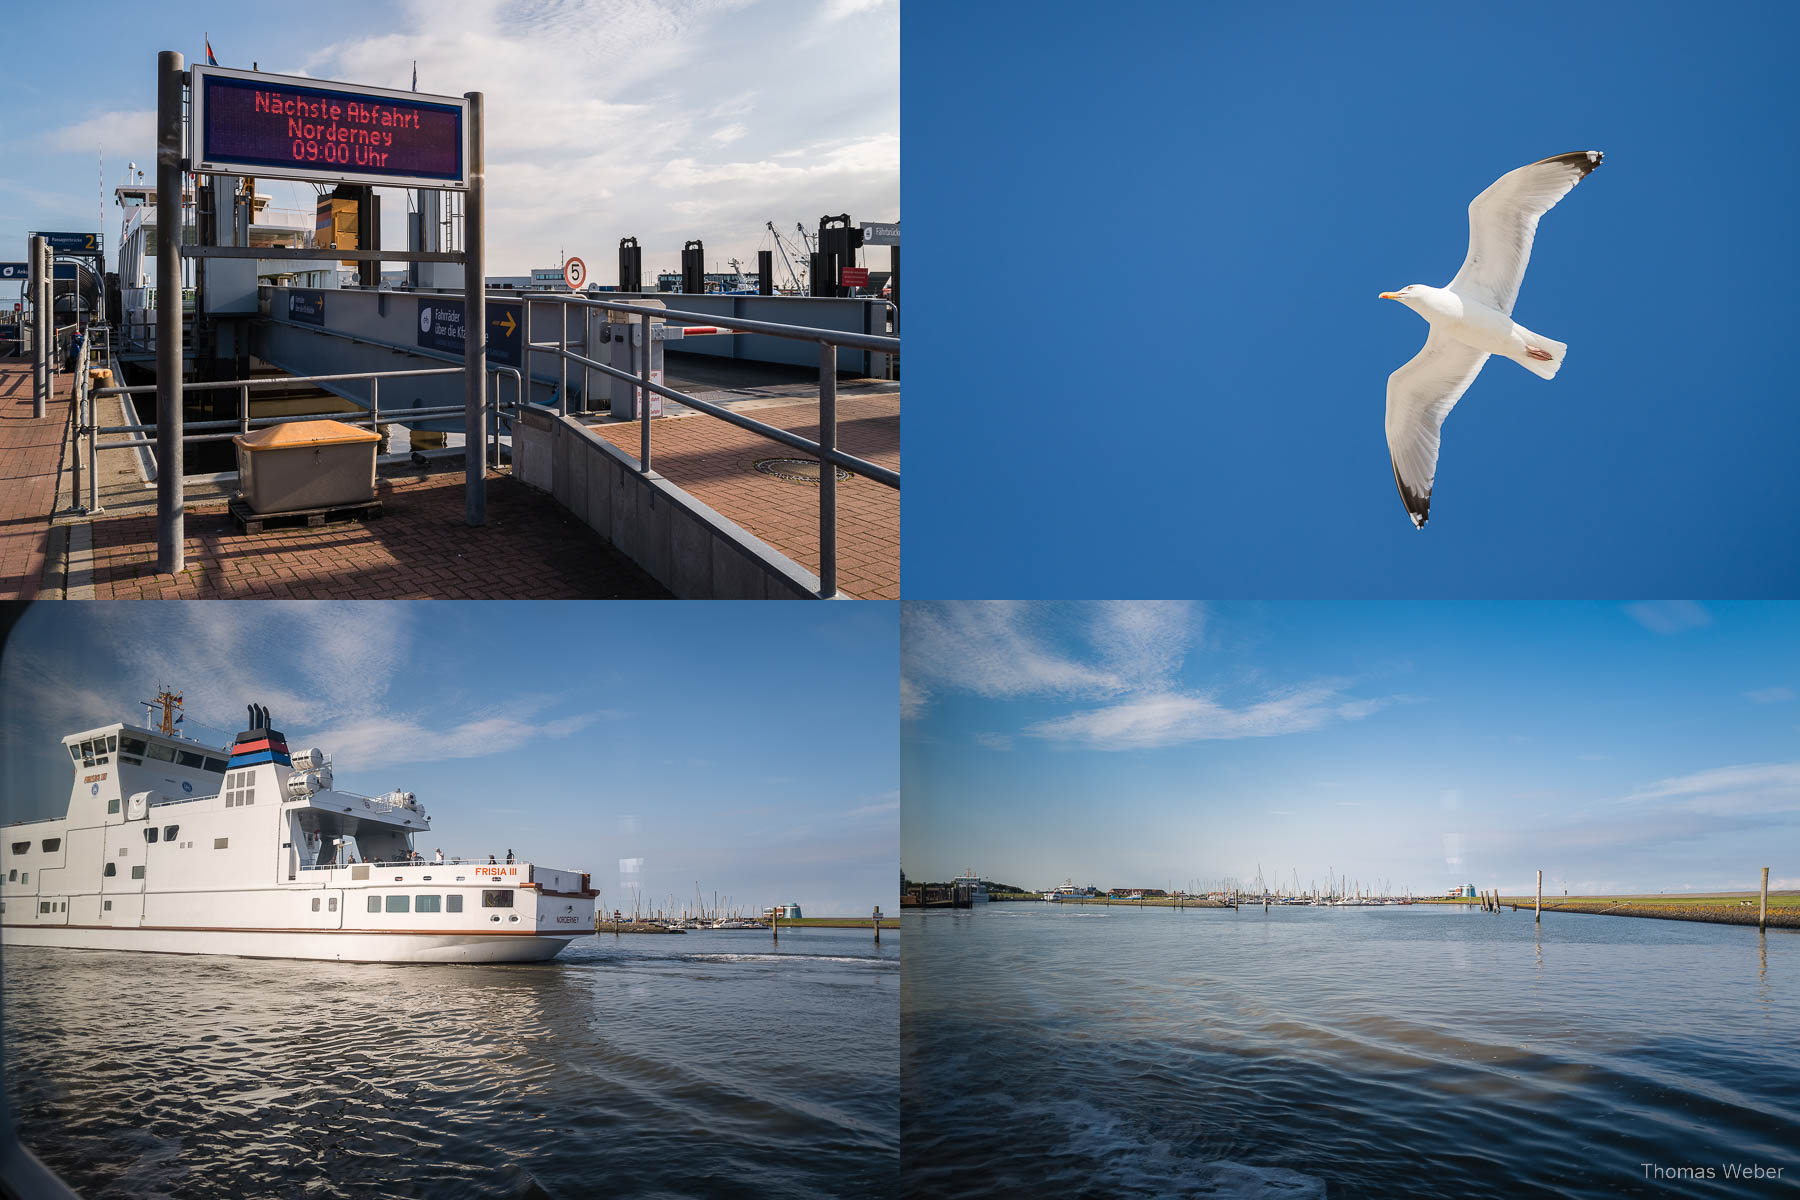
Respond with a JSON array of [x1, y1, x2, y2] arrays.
[[385, 896, 409, 914], [446, 895, 463, 913], [40, 839, 60, 852], [107, 736, 117, 752], [108, 799, 120, 815], [177, 751, 205, 769], [415, 895, 441, 913], [103, 863, 115, 877], [10, 841, 27, 855], [131, 866, 145, 880], [164, 826, 178, 840], [367, 896, 380, 913], [121, 737, 147, 757], [145, 743, 176, 762], [482, 890, 513, 908], [203, 758, 227, 774], [67, 745, 80, 761]]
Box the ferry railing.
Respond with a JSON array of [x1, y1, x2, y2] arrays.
[[85, 364, 525, 510], [506, 292, 899, 599]]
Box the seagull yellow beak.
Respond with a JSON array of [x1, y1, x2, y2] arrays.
[[1379, 292, 1399, 300]]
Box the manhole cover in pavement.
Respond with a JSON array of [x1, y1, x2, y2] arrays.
[[753, 457, 852, 485]]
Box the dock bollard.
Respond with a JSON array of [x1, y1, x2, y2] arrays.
[[1536, 870, 1542, 925], [873, 905, 881, 944]]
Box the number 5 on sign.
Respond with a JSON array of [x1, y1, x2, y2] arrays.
[[563, 257, 587, 291]]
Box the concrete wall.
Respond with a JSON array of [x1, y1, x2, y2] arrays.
[[512, 405, 822, 600]]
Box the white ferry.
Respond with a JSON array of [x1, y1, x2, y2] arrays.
[[952, 871, 989, 903], [1043, 880, 1093, 902], [1, 698, 596, 963]]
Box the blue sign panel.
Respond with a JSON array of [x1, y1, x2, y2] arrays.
[[39, 232, 101, 255], [0, 263, 27, 281], [416, 297, 521, 368], [288, 289, 325, 326]]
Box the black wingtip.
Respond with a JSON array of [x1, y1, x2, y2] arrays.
[[1540, 149, 1603, 178], [1390, 458, 1432, 529]]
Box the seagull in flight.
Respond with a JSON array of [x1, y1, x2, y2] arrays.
[[1379, 150, 1603, 528]]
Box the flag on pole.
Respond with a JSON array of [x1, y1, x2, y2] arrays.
[[205, 34, 218, 66]]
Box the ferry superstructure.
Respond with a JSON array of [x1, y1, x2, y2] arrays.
[[952, 871, 988, 903], [1, 701, 596, 963]]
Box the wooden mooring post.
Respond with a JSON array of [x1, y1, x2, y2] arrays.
[[873, 905, 881, 943], [1761, 867, 1770, 931], [1536, 870, 1542, 924]]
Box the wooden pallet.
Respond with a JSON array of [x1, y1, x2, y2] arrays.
[[228, 496, 382, 534]]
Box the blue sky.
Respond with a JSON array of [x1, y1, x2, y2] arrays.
[[1, 602, 898, 915], [1, 0, 896, 294], [904, 1, 1800, 596], [902, 601, 1800, 896]]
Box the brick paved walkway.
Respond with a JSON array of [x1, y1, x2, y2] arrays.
[[84, 470, 670, 599], [0, 361, 71, 600], [588, 393, 899, 599]]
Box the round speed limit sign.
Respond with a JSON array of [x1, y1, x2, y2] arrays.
[[563, 257, 587, 290]]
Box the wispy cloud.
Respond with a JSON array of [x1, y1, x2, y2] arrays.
[[905, 601, 1388, 751], [1623, 601, 1712, 635], [972, 732, 1013, 751], [1744, 686, 1795, 704]]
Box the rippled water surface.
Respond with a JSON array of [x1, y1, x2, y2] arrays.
[[4, 929, 897, 1199], [901, 904, 1800, 1199]]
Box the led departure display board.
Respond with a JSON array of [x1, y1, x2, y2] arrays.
[[190, 66, 469, 190]]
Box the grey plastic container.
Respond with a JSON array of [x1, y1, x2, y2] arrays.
[[234, 419, 381, 513]]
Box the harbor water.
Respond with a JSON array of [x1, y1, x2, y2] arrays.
[[4, 928, 898, 1199], [901, 903, 1799, 1199]]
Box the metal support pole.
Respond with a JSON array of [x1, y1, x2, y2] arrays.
[[70, 384, 83, 511], [30, 235, 47, 417], [1761, 866, 1770, 931], [559, 305, 568, 418], [463, 91, 486, 526], [638, 312, 652, 471], [155, 51, 185, 574], [87, 388, 101, 513], [1535, 869, 1542, 924], [818, 342, 837, 598], [368, 377, 379, 433], [239, 383, 250, 437]]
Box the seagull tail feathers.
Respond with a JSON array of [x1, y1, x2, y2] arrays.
[[1517, 334, 1568, 381]]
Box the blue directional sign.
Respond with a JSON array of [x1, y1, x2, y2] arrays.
[[38, 232, 101, 255], [0, 263, 28, 281], [416, 296, 521, 368], [288, 290, 325, 326]]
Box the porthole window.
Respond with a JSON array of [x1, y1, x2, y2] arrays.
[[367, 896, 380, 913], [446, 895, 463, 913], [311, 898, 321, 912], [104, 863, 116, 877], [131, 866, 145, 880], [329, 897, 338, 912], [385, 895, 410, 914], [415, 895, 441, 913]]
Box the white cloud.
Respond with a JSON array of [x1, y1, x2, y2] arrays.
[[39, 109, 155, 162], [1744, 686, 1796, 704], [903, 601, 1126, 708], [1623, 762, 1800, 815], [822, 0, 889, 19], [1623, 601, 1712, 635], [973, 732, 1013, 751], [1025, 682, 1387, 752], [305, 707, 615, 770]]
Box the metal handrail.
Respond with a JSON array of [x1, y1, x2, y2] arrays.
[[510, 291, 899, 598], [498, 291, 899, 353], [87, 363, 523, 478]]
